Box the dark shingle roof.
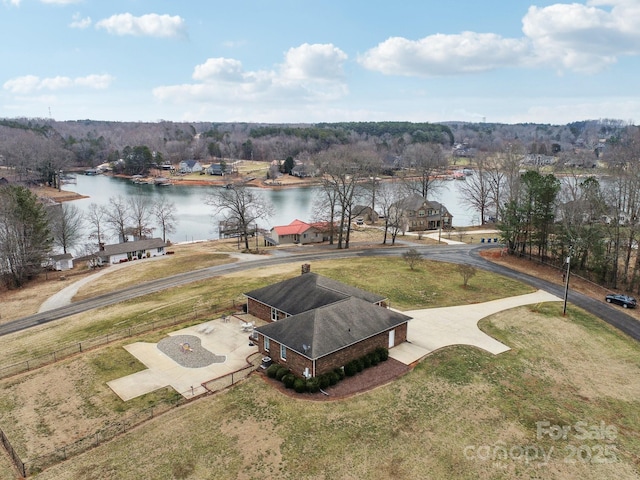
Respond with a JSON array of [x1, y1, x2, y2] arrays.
[[50, 253, 73, 261], [100, 238, 166, 256], [255, 297, 411, 359], [244, 272, 385, 316], [398, 194, 445, 212]]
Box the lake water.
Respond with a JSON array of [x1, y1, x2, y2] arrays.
[[64, 175, 477, 244]]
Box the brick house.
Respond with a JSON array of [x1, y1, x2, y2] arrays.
[[246, 266, 411, 378]]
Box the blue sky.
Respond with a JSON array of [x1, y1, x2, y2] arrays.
[[1, 0, 639, 125]]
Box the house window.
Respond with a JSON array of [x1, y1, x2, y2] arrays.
[[280, 344, 287, 361], [418, 209, 425, 217], [271, 307, 278, 322], [264, 337, 270, 351]]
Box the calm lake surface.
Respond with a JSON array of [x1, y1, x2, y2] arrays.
[[64, 175, 477, 244]]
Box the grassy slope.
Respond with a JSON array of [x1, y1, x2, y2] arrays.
[[35, 303, 640, 480], [3, 258, 640, 478], [1, 258, 532, 368]]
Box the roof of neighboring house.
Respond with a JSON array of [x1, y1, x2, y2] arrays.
[[271, 219, 332, 236], [271, 219, 314, 236], [352, 205, 375, 216], [99, 238, 166, 257], [180, 159, 200, 167], [245, 272, 386, 316], [50, 253, 73, 261], [396, 194, 450, 215], [255, 296, 411, 359]]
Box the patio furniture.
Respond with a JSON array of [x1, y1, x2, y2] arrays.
[[241, 322, 254, 332]]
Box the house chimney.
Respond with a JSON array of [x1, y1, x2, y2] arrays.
[[301, 263, 311, 275]]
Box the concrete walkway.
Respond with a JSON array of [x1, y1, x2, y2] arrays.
[[389, 290, 561, 365]]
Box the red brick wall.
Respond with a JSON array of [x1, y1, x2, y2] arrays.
[[247, 298, 270, 322], [258, 322, 408, 377], [247, 298, 287, 323], [256, 334, 312, 376], [315, 323, 407, 375]]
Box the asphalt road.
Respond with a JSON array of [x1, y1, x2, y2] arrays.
[[2, 244, 639, 342]]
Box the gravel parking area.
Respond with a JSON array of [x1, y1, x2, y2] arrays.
[[157, 334, 226, 368]]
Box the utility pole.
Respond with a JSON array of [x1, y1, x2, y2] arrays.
[[438, 205, 443, 244], [562, 248, 572, 316]]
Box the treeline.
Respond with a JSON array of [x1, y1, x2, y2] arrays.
[[316, 121, 455, 145], [0, 183, 178, 289], [452, 125, 640, 293]]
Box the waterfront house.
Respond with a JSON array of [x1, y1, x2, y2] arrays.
[[391, 194, 452, 232]]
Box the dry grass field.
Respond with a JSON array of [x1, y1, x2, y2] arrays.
[[1, 239, 640, 479], [27, 303, 640, 480]]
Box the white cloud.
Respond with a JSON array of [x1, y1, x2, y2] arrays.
[[280, 43, 348, 81], [193, 58, 245, 83], [154, 43, 348, 107], [522, 1, 640, 73], [95, 13, 186, 38], [3, 0, 22, 6], [222, 39, 248, 49], [69, 12, 91, 29], [3, 75, 40, 94], [359, 32, 528, 76], [3, 74, 114, 93], [360, 0, 640, 77]]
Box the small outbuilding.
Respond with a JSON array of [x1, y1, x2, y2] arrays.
[[48, 253, 74, 271]]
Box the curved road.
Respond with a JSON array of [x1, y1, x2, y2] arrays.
[[2, 244, 639, 341]]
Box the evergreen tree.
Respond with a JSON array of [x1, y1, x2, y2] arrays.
[[0, 185, 52, 288]]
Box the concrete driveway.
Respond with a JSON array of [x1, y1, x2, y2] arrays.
[[389, 290, 561, 365]]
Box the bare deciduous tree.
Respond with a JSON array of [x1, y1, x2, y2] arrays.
[[128, 195, 154, 240], [457, 264, 477, 288], [377, 180, 404, 245], [85, 202, 108, 245], [458, 153, 492, 225], [104, 195, 130, 243], [48, 203, 85, 254], [315, 143, 375, 249], [152, 196, 178, 243], [205, 185, 274, 251], [402, 248, 422, 270], [400, 143, 446, 199]]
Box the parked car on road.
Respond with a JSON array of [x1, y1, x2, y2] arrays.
[[605, 293, 637, 308]]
